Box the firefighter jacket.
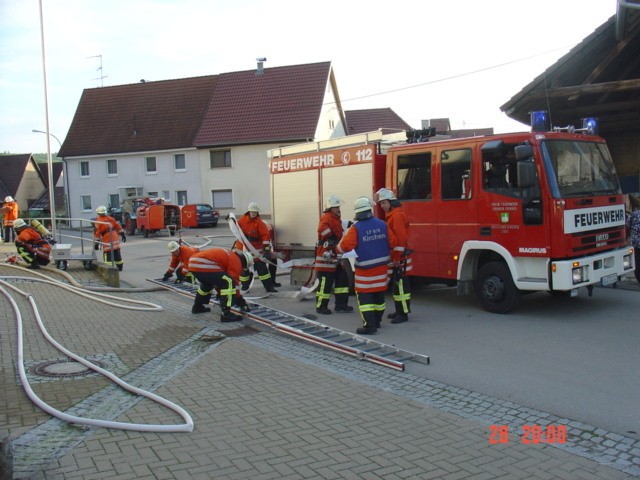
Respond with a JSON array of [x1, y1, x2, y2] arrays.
[[1, 200, 19, 227], [167, 245, 199, 277], [385, 206, 412, 273], [234, 213, 271, 259], [16, 226, 51, 260], [94, 215, 123, 253], [314, 210, 344, 272], [337, 217, 390, 293], [188, 248, 243, 285]]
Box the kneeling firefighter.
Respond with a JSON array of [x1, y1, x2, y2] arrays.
[[13, 218, 52, 269], [187, 248, 253, 322]]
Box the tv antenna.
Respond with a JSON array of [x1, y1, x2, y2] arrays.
[[87, 54, 108, 87]]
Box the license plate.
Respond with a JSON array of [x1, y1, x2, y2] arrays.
[[600, 273, 618, 287]]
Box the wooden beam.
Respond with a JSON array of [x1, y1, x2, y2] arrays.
[[526, 78, 640, 99]]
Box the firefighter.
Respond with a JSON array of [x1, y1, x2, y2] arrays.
[[336, 197, 390, 335], [234, 202, 278, 292], [314, 194, 353, 315], [1, 196, 19, 242], [13, 218, 52, 269], [188, 247, 252, 322], [163, 240, 198, 284], [94, 205, 126, 271], [375, 188, 412, 324]]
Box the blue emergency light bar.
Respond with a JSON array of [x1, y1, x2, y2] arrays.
[[530, 110, 550, 132], [581, 117, 598, 135]]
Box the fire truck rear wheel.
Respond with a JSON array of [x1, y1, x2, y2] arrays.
[[474, 261, 521, 314]]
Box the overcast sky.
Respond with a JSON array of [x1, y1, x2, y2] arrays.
[[0, 0, 616, 154]]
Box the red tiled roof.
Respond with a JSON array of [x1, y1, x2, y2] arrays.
[[0, 154, 36, 198], [195, 62, 332, 146], [59, 61, 333, 156], [345, 108, 412, 135], [59, 76, 218, 157]]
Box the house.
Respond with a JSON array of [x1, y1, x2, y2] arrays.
[[0, 154, 47, 215], [501, 7, 640, 192], [28, 162, 66, 216], [58, 61, 347, 222], [344, 108, 412, 135]]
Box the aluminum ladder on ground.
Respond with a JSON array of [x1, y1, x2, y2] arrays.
[[148, 278, 430, 372]]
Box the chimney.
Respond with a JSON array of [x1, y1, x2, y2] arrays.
[[256, 57, 267, 76]]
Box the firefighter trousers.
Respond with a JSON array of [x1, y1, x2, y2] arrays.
[[315, 265, 349, 311], [389, 274, 411, 315], [355, 291, 385, 329]]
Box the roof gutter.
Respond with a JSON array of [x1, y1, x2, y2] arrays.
[[616, 0, 640, 40]]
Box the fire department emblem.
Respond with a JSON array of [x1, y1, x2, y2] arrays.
[[500, 212, 509, 223], [341, 151, 351, 164]]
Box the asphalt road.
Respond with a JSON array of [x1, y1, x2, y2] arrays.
[[58, 223, 640, 441]]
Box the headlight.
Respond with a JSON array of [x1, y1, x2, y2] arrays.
[[623, 253, 633, 270], [572, 266, 586, 284]]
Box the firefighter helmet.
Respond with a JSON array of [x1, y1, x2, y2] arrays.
[[4, 196, 14, 203], [96, 205, 108, 215], [325, 195, 344, 210], [247, 202, 260, 213], [236, 250, 254, 269], [13, 218, 27, 230], [167, 241, 180, 253], [354, 196, 373, 213], [375, 188, 396, 202]]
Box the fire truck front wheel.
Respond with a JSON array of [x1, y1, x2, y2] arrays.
[[474, 261, 521, 314]]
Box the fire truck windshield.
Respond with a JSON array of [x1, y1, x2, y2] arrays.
[[541, 140, 621, 198]]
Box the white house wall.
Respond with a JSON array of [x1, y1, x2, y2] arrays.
[[314, 77, 346, 140], [66, 148, 202, 221], [197, 143, 280, 219]]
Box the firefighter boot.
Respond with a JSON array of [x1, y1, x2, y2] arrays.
[[191, 292, 211, 314], [356, 313, 377, 335], [221, 308, 243, 323], [264, 280, 278, 293]]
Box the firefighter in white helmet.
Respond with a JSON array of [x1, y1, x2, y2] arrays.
[[94, 205, 126, 271], [336, 197, 390, 335], [375, 188, 412, 324], [1, 195, 19, 242], [314, 194, 353, 314], [187, 247, 253, 321], [163, 240, 198, 284], [13, 218, 52, 269], [234, 202, 278, 292]]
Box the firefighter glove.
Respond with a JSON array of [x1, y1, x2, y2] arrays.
[[120, 233, 127, 243], [162, 272, 172, 281], [94, 243, 100, 250]]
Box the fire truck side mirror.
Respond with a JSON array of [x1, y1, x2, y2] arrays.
[[514, 144, 533, 161]]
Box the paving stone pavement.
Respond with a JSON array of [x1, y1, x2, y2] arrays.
[[1, 241, 639, 479]]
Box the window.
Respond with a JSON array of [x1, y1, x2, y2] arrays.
[[176, 190, 188, 206], [80, 161, 90, 177], [481, 141, 521, 196], [397, 152, 432, 200], [81, 195, 92, 212], [107, 159, 118, 176], [441, 149, 472, 200], [145, 156, 157, 174], [147, 191, 158, 199], [108, 194, 120, 208], [209, 150, 231, 168], [212, 189, 233, 209], [174, 154, 186, 171], [162, 190, 170, 201]]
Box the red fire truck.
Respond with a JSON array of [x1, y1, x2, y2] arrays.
[[269, 114, 635, 313]]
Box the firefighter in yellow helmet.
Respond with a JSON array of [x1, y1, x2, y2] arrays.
[[375, 188, 412, 324], [94, 205, 126, 271], [314, 195, 353, 314], [163, 241, 199, 284], [13, 218, 52, 269], [234, 202, 278, 292]]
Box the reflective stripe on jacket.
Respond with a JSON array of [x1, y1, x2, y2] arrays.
[[188, 248, 242, 284], [94, 215, 122, 252]]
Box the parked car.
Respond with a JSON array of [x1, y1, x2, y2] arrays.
[[195, 204, 219, 227]]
